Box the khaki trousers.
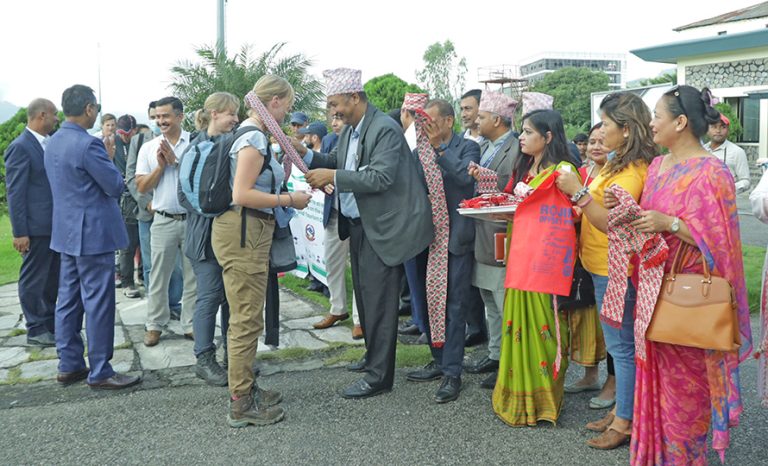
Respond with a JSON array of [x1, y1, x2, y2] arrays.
[[212, 209, 274, 397]]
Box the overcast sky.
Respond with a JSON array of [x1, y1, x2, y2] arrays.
[[1, 0, 758, 122]]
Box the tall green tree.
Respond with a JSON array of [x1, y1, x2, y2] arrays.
[[530, 67, 610, 132], [169, 43, 324, 128], [0, 109, 30, 208], [363, 74, 424, 112], [415, 40, 467, 103], [638, 72, 677, 87]]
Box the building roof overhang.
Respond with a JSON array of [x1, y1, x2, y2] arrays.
[[631, 29, 768, 64]]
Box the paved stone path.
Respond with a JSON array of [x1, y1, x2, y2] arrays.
[[0, 281, 361, 384]]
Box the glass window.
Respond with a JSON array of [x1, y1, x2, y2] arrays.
[[740, 97, 760, 143]]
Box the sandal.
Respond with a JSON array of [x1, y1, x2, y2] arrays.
[[586, 426, 631, 450], [585, 412, 614, 432]]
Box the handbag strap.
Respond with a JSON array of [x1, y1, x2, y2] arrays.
[[670, 242, 711, 280]]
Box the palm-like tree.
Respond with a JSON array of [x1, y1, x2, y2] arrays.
[[170, 43, 324, 126]]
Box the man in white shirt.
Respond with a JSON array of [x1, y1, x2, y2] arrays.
[[704, 114, 751, 193], [136, 96, 196, 346], [460, 89, 485, 144]]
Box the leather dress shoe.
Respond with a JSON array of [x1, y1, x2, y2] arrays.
[[351, 325, 363, 340], [434, 376, 461, 403], [340, 379, 390, 399], [406, 361, 442, 382], [144, 330, 161, 346], [346, 358, 366, 372], [313, 313, 349, 329], [398, 323, 420, 335], [464, 333, 488, 347], [87, 372, 142, 390], [27, 331, 56, 347], [465, 356, 499, 374], [480, 371, 498, 389], [57, 368, 89, 386], [415, 333, 428, 345]]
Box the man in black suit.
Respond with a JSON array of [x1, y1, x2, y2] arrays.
[[297, 68, 434, 399], [4, 98, 60, 346], [403, 99, 481, 403]]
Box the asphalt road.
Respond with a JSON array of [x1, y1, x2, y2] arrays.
[[1, 354, 767, 465]]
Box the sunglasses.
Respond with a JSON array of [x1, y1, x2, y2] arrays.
[[667, 85, 687, 117]]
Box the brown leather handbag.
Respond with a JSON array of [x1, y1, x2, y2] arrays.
[[646, 243, 741, 352]]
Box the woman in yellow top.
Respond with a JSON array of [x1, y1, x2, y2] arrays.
[[555, 92, 656, 450]]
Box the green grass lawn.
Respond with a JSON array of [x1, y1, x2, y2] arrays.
[[742, 244, 763, 313], [0, 214, 766, 313], [0, 216, 22, 285]]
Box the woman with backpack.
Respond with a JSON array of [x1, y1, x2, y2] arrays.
[[212, 75, 311, 428]]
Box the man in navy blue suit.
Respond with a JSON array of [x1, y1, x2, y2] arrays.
[[44, 84, 140, 389], [403, 99, 480, 403], [4, 98, 60, 346]]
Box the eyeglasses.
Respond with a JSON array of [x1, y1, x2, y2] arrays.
[[667, 85, 687, 117], [89, 102, 101, 113]]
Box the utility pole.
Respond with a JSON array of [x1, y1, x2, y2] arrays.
[[216, 0, 227, 56], [97, 42, 103, 115]]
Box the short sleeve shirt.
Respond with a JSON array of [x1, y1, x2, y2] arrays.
[[229, 120, 285, 214]]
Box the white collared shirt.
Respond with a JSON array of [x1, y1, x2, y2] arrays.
[[404, 123, 418, 151], [704, 139, 751, 192], [135, 130, 190, 214], [26, 127, 47, 149], [464, 129, 485, 145]]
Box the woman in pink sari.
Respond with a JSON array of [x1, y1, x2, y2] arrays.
[[627, 85, 753, 464]]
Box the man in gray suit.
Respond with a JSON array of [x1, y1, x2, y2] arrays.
[[297, 68, 433, 399], [465, 91, 520, 389], [402, 99, 480, 403]]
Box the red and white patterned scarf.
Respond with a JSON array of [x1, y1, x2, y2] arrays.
[[602, 184, 668, 361], [469, 161, 499, 194], [244, 91, 308, 178], [414, 110, 450, 348]]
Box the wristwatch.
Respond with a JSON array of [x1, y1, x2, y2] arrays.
[[669, 217, 680, 233], [433, 143, 448, 153]]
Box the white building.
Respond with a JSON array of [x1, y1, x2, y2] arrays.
[[631, 2, 768, 179], [519, 52, 627, 89]]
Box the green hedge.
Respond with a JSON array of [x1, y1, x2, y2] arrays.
[[0, 108, 29, 210]]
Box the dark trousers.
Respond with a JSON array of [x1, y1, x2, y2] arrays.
[[55, 252, 116, 383], [18, 236, 59, 337], [349, 222, 401, 389], [403, 256, 427, 333], [465, 285, 488, 341], [264, 272, 280, 347], [118, 220, 140, 287], [190, 256, 229, 357], [410, 248, 472, 378]]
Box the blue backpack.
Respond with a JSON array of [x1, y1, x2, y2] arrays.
[[179, 125, 265, 217]]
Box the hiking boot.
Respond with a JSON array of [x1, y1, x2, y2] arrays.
[[228, 392, 285, 428], [195, 350, 227, 386], [253, 383, 283, 407]]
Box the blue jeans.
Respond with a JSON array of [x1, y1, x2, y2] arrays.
[[591, 273, 636, 420], [138, 219, 183, 311], [190, 257, 229, 357]]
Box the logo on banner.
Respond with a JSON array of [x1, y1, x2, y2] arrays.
[[305, 224, 316, 242]]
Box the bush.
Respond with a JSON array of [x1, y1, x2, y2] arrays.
[[0, 108, 29, 210]]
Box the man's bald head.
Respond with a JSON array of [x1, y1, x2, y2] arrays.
[[27, 98, 55, 120], [26, 98, 58, 135]]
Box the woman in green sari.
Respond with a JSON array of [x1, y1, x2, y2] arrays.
[[492, 109, 578, 426]]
